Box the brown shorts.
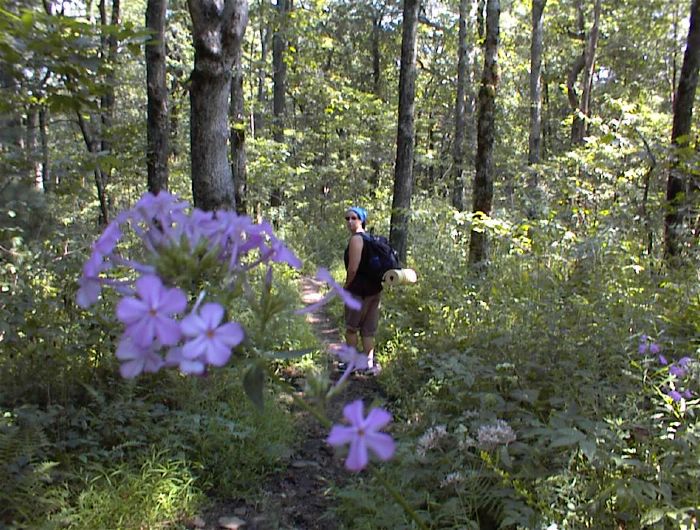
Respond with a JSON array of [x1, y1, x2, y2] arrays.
[[344, 293, 381, 337]]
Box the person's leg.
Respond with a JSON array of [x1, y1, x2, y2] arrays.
[[362, 335, 375, 366], [360, 294, 381, 371], [346, 329, 359, 348]]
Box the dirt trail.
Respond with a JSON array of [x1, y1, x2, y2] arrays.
[[200, 277, 382, 530]]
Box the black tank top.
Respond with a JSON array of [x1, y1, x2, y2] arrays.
[[344, 234, 383, 297]]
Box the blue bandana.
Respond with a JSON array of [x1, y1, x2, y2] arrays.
[[348, 206, 367, 223]]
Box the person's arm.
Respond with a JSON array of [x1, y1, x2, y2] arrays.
[[344, 235, 364, 289]]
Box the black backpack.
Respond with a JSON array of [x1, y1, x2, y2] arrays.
[[361, 233, 401, 283]]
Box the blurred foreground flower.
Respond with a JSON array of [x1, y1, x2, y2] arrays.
[[327, 400, 395, 472]]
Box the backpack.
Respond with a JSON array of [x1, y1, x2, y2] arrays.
[[361, 233, 401, 283]]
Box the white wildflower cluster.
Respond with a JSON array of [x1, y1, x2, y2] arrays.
[[477, 419, 516, 451], [440, 471, 465, 488], [416, 424, 449, 458], [458, 435, 477, 452]]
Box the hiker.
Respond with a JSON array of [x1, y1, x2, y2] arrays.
[[343, 206, 382, 374]]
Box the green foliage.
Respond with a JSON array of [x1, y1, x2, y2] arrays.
[[53, 450, 203, 530]]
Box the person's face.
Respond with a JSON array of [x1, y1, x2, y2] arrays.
[[345, 211, 362, 233]]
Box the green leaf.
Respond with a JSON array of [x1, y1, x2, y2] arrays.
[[243, 361, 266, 411]]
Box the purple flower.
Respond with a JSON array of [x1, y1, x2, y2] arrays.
[[116, 274, 187, 347], [682, 389, 694, 399], [327, 400, 395, 472], [669, 364, 686, 378], [638, 342, 649, 355], [649, 343, 661, 355], [116, 337, 165, 378], [330, 344, 369, 388], [658, 354, 668, 366], [180, 302, 244, 367], [164, 346, 206, 375], [93, 219, 122, 256], [296, 268, 361, 314], [76, 252, 108, 308], [667, 390, 683, 402]]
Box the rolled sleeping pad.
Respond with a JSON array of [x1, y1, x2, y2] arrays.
[[382, 268, 418, 286]]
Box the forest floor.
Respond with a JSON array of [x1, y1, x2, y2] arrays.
[[196, 277, 383, 530]]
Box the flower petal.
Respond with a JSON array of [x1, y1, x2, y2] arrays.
[[116, 297, 147, 324], [365, 432, 396, 461], [365, 407, 392, 431], [343, 400, 365, 427], [216, 322, 244, 347], [345, 436, 368, 472], [120, 359, 145, 379], [200, 303, 225, 328], [327, 425, 355, 446], [154, 316, 182, 346]]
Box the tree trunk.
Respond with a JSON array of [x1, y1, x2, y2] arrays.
[[389, 0, 420, 264], [39, 107, 51, 191], [270, 0, 290, 208], [146, 0, 169, 194], [528, 0, 546, 168], [99, 0, 119, 160], [25, 107, 42, 188], [665, 0, 700, 262], [231, 41, 247, 214], [468, 0, 499, 267], [452, 0, 471, 211], [188, 0, 249, 212], [369, 9, 384, 191], [254, 24, 269, 136], [570, 0, 601, 144]]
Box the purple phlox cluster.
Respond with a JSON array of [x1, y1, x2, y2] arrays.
[[329, 344, 369, 388], [77, 191, 302, 378], [664, 356, 695, 403], [477, 419, 516, 451], [327, 399, 396, 472], [638, 334, 661, 356], [296, 267, 361, 315]]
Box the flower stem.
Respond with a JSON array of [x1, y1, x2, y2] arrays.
[[373, 468, 430, 530]]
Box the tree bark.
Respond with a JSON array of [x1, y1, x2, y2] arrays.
[[231, 41, 247, 214], [528, 0, 546, 168], [39, 107, 51, 191], [390, 0, 420, 264], [146, 0, 170, 194], [468, 0, 499, 267], [665, 0, 700, 261], [270, 0, 290, 207], [188, 0, 249, 211], [571, 0, 601, 144], [452, 0, 471, 211]]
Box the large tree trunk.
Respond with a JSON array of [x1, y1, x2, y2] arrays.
[[389, 0, 420, 264], [146, 0, 169, 194], [468, 0, 499, 267], [452, 0, 471, 212], [528, 0, 546, 167], [231, 41, 247, 214], [270, 0, 290, 208], [188, 0, 249, 212], [665, 0, 700, 262]]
